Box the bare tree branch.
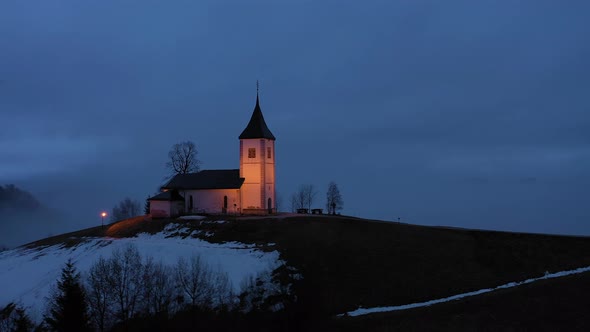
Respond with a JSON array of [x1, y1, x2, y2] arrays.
[[292, 184, 317, 212], [302, 184, 317, 211], [166, 141, 201, 176]]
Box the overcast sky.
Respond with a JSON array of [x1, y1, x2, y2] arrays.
[[1, 0, 589, 236]]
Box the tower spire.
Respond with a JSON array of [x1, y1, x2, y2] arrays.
[[239, 81, 275, 140]]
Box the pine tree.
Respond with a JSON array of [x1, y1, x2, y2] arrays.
[[144, 196, 150, 215], [326, 182, 343, 215], [44, 259, 91, 332], [1, 303, 36, 332], [13, 307, 34, 332]]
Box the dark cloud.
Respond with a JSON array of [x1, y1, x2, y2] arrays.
[[1, 0, 589, 237]]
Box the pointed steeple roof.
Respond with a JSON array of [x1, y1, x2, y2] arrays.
[[239, 91, 276, 140]]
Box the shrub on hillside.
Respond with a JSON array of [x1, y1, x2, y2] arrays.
[[110, 198, 142, 222], [85, 245, 238, 330]]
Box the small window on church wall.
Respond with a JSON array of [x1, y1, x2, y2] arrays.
[[248, 148, 256, 158], [267, 147, 271, 159]]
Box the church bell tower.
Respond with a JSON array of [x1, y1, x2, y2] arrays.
[[239, 87, 276, 214]]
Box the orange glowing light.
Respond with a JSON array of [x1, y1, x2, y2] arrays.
[[101, 212, 107, 218]]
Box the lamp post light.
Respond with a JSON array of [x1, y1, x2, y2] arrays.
[[101, 212, 107, 229]]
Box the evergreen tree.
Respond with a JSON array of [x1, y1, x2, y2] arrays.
[[13, 307, 34, 332], [325, 182, 343, 215], [44, 259, 91, 332], [1, 302, 34, 332], [144, 196, 150, 215]]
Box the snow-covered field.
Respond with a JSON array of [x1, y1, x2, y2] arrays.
[[343, 265, 590, 317], [0, 223, 282, 321]]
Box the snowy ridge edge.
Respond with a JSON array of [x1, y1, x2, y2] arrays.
[[342, 265, 590, 317]]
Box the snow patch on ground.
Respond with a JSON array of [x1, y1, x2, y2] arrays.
[[342, 265, 590, 317], [0, 224, 282, 321], [177, 215, 206, 220], [204, 220, 227, 224]]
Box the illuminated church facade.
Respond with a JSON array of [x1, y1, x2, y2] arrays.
[[148, 92, 276, 217]]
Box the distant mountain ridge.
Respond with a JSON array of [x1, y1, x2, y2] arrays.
[[0, 184, 43, 212], [0, 184, 64, 248]]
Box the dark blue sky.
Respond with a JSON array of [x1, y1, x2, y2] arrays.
[[1, 1, 589, 236]]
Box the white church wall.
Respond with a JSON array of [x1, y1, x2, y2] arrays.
[[150, 201, 171, 218], [150, 200, 185, 218], [171, 201, 185, 216], [184, 189, 240, 214]]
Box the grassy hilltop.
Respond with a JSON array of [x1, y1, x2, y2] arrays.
[[24, 214, 590, 331]]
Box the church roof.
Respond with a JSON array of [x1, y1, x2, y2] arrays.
[[238, 94, 276, 140], [162, 169, 245, 190], [148, 190, 185, 201]]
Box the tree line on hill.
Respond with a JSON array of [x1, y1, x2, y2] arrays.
[[109, 142, 345, 220], [0, 244, 291, 332], [163, 141, 346, 216], [109, 180, 344, 222], [289, 182, 343, 215], [109, 198, 142, 222]]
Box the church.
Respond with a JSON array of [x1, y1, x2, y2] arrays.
[[148, 91, 276, 217]]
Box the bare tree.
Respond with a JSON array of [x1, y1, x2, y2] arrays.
[[291, 185, 317, 212], [175, 255, 214, 308], [275, 192, 283, 213], [302, 184, 317, 211], [166, 141, 201, 176], [84, 249, 235, 328], [141, 258, 175, 317], [108, 245, 143, 321], [173, 255, 234, 309], [87, 257, 113, 332], [290, 193, 298, 212], [212, 269, 234, 309], [111, 198, 141, 222], [326, 181, 344, 215], [292, 189, 306, 211], [87, 250, 175, 329]]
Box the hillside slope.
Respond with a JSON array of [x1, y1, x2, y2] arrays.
[[0, 220, 282, 322], [195, 215, 590, 318], [3, 214, 590, 330], [333, 270, 590, 331]]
